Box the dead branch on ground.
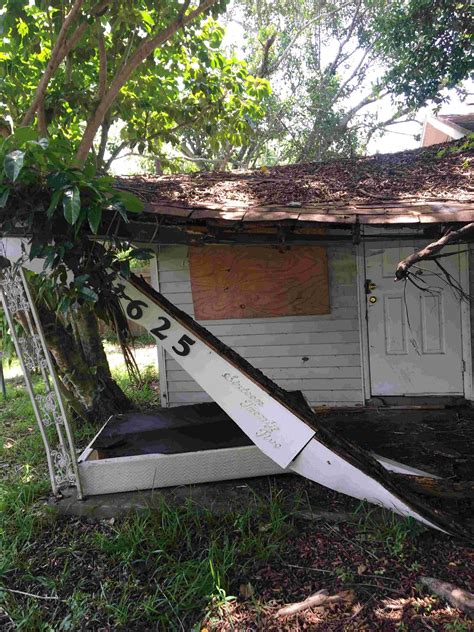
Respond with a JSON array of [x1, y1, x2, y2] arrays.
[[276, 589, 355, 616], [420, 576, 474, 618]]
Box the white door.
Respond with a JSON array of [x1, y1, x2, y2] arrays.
[[365, 241, 464, 396]]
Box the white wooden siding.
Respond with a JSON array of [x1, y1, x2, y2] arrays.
[[157, 245, 363, 407]]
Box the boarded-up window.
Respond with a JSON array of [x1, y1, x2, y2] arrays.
[[189, 245, 329, 320]]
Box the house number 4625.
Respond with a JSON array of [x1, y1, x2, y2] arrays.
[[126, 300, 196, 357]]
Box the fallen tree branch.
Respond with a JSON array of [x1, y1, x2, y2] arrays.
[[395, 223, 474, 280], [276, 589, 354, 616], [420, 576, 474, 618], [393, 474, 474, 499], [0, 586, 62, 602]]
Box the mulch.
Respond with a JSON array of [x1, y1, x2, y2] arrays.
[[207, 523, 474, 630], [2, 475, 472, 631], [204, 481, 474, 631], [117, 139, 473, 210]]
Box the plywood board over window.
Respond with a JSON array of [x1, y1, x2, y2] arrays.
[[189, 245, 329, 320]]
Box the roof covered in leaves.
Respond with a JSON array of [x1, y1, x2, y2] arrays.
[[118, 140, 474, 226]]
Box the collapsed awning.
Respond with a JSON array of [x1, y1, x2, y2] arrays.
[[117, 272, 473, 539]]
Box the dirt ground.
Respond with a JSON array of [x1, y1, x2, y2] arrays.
[[6, 475, 471, 631], [197, 476, 474, 631]]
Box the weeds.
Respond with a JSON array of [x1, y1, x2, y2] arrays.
[[0, 362, 293, 628], [352, 501, 426, 558], [112, 363, 160, 408], [0, 347, 470, 630]]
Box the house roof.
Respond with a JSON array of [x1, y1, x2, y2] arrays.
[[118, 140, 474, 227], [439, 113, 474, 134]]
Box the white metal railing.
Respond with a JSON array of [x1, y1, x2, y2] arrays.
[[0, 263, 82, 498]]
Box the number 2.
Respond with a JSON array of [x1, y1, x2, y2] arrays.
[[150, 317, 171, 340], [172, 335, 196, 357]]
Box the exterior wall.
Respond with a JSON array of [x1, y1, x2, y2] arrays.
[[421, 122, 452, 147], [156, 244, 364, 408]]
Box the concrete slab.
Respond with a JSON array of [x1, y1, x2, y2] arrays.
[[48, 474, 358, 522]]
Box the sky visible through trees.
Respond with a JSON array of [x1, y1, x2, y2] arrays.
[[220, 1, 472, 157]]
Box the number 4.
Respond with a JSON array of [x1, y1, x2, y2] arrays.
[[172, 335, 196, 357]]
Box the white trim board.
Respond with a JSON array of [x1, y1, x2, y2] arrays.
[[459, 247, 472, 400], [356, 242, 371, 401], [78, 445, 286, 496]]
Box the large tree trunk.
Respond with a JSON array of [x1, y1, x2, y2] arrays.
[[36, 301, 133, 423]]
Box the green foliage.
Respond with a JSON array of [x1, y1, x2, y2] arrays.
[[228, 0, 472, 166], [228, 0, 390, 164], [111, 362, 160, 408], [360, 0, 473, 108], [353, 501, 426, 558], [116, 21, 270, 171], [0, 1, 269, 173], [0, 128, 145, 307], [0, 368, 293, 629]]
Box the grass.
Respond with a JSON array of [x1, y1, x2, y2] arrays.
[[351, 501, 427, 559], [0, 347, 295, 630], [0, 346, 471, 630]]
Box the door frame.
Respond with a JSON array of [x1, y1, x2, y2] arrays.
[[356, 239, 472, 402]]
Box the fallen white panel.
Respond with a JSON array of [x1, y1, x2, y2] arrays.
[[373, 454, 441, 478], [3, 238, 459, 535], [290, 438, 444, 531], [118, 279, 315, 469], [78, 445, 285, 496], [115, 274, 456, 534]]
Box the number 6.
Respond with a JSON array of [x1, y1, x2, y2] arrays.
[[126, 299, 148, 320]]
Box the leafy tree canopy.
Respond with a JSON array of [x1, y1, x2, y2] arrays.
[[223, 0, 472, 167], [0, 0, 270, 306], [0, 0, 261, 417], [0, 0, 269, 172], [361, 0, 473, 108]]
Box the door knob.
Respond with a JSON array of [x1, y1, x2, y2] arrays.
[[369, 296, 377, 304], [365, 279, 377, 293]]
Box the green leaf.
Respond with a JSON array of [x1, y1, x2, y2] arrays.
[[47, 172, 71, 191], [129, 248, 153, 261], [88, 206, 102, 234], [63, 187, 81, 224], [79, 286, 98, 302], [75, 274, 90, 284], [115, 190, 144, 213], [120, 261, 131, 278], [29, 242, 44, 260], [113, 203, 129, 223], [58, 295, 71, 314], [11, 127, 37, 144], [4, 150, 24, 182], [46, 190, 62, 219], [140, 10, 155, 26], [83, 163, 96, 179], [0, 187, 9, 208]]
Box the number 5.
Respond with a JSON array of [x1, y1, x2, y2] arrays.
[[172, 335, 196, 357]]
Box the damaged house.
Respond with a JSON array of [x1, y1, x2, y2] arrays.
[[2, 140, 473, 537], [124, 141, 474, 408]]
